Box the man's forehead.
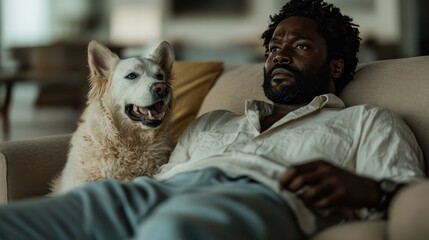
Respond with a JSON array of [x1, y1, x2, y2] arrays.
[[271, 17, 321, 40], [271, 32, 312, 41]]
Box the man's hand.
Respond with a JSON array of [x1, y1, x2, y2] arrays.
[[279, 160, 380, 210]]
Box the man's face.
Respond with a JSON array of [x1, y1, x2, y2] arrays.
[[264, 16, 334, 104]]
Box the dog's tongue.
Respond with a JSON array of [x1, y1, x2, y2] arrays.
[[151, 102, 163, 114], [138, 102, 165, 120]]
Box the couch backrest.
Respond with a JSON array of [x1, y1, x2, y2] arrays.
[[198, 56, 429, 176], [198, 64, 269, 115], [341, 56, 429, 175]]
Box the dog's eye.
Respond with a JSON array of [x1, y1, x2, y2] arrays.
[[125, 73, 138, 80], [155, 73, 164, 80]]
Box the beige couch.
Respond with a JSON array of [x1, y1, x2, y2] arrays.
[[1, 56, 428, 238]]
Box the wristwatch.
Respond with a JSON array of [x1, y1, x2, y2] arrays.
[[376, 179, 404, 211]]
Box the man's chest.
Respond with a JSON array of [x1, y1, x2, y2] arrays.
[[189, 117, 357, 168]]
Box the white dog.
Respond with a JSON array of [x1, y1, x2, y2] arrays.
[[50, 41, 175, 193]]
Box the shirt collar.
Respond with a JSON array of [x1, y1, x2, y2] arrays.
[[244, 93, 345, 121]]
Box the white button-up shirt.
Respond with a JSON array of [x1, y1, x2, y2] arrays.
[[156, 94, 425, 235]]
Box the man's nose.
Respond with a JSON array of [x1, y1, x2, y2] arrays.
[[274, 47, 291, 64]]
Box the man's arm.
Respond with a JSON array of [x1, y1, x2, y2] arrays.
[[279, 107, 424, 211]]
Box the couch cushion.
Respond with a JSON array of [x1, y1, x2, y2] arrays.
[[197, 63, 268, 116], [340, 56, 429, 175], [171, 61, 223, 143], [0, 134, 71, 202], [312, 221, 386, 240]]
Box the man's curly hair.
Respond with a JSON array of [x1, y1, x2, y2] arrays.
[[261, 0, 361, 94]]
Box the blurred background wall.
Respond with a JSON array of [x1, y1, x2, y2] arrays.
[[1, 0, 428, 65], [0, 0, 428, 141]]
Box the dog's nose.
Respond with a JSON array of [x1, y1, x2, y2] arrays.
[[151, 83, 170, 98]]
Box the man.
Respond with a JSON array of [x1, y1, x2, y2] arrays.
[[0, 0, 425, 239]]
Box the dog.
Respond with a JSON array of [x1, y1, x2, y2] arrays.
[[50, 40, 175, 193]]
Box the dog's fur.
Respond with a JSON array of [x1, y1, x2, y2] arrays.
[[50, 41, 175, 193]]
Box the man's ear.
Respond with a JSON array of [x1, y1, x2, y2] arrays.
[[330, 59, 344, 80]]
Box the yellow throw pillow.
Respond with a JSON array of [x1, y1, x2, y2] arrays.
[[171, 61, 224, 143]]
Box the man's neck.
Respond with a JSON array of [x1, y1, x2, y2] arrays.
[[271, 102, 307, 116], [260, 102, 307, 132]]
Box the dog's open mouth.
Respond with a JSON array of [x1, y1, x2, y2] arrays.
[[125, 101, 166, 128]]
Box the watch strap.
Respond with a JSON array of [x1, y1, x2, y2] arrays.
[[376, 179, 405, 211]]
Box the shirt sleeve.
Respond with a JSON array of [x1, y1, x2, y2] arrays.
[[355, 106, 425, 182]]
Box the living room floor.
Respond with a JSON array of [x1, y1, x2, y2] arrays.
[[3, 83, 79, 142]]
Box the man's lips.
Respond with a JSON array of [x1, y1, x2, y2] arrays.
[[271, 68, 294, 83]]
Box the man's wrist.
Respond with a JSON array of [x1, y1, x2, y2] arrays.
[[374, 179, 405, 211]]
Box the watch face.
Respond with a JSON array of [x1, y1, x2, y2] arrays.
[[381, 179, 398, 193]]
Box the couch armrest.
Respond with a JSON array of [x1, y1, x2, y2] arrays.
[[0, 134, 71, 203]]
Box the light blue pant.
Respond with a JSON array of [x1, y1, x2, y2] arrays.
[[0, 168, 306, 240]]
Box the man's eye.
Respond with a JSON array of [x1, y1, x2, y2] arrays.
[[125, 73, 138, 80], [270, 46, 280, 52], [296, 45, 309, 50]]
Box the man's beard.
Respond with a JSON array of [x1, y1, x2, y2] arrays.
[[262, 62, 331, 104]]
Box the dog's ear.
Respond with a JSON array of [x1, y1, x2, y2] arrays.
[[88, 41, 119, 78], [150, 41, 175, 73]]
